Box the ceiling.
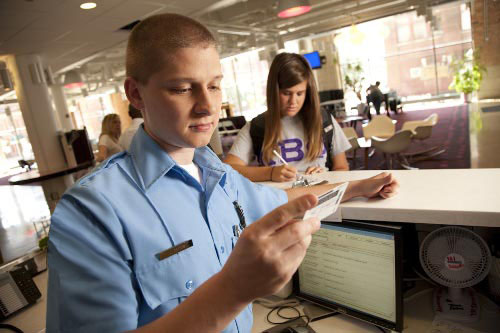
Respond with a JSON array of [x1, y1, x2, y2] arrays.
[[0, 0, 450, 83]]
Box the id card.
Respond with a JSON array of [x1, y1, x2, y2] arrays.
[[303, 182, 347, 221]]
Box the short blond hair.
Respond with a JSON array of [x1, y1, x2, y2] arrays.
[[126, 13, 216, 83]]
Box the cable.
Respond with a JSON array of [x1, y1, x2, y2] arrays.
[[266, 305, 310, 327], [0, 324, 24, 333]]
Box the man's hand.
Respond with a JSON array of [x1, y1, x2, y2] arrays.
[[219, 194, 320, 304], [360, 172, 399, 199], [304, 166, 324, 175], [272, 165, 297, 182]]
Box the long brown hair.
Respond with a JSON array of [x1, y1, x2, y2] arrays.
[[262, 53, 322, 164]]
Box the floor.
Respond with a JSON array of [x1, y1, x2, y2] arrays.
[[469, 99, 500, 168]]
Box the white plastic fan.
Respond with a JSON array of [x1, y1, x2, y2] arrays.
[[419, 226, 492, 322]]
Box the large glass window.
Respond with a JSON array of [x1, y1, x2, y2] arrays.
[[332, 1, 471, 104], [0, 97, 35, 176], [68, 93, 115, 145], [221, 49, 269, 120]]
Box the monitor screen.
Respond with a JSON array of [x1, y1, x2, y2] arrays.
[[303, 51, 321, 69], [293, 221, 403, 332]]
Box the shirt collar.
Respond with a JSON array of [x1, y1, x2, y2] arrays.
[[129, 125, 226, 190]]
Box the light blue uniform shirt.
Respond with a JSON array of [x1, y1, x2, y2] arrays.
[[47, 126, 287, 332]]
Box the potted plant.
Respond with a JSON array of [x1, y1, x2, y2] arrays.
[[449, 50, 486, 103], [344, 63, 365, 100]]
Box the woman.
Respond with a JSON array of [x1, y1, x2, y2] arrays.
[[224, 53, 350, 182], [96, 113, 123, 162]]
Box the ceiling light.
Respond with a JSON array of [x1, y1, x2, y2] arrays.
[[63, 69, 84, 89], [80, 2, 97, 10], [278, 0, 311, 19], [217, 29, 252, 36]]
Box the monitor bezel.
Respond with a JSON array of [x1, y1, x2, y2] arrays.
[[292, 220, 404, 332], [303, 51, 322, 69]]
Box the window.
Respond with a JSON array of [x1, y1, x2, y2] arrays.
[[221, 49, 269, 120], [0, 100, 35, 175]]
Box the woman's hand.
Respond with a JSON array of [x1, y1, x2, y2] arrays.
[[271, 165, 297, 182], [361, 172, 400, 199], [304, 166, 324, 175]]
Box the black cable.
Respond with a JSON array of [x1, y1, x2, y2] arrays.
[[374, 324, 386, 333], [0, 324, 24, 333], [266, 305, 310, 327]]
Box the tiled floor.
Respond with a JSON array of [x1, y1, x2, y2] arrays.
[[469, 99, 500, 168]]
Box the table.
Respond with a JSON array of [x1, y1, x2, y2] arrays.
[[8, 161, 94, 185], [252, 287, 499, 332], [335, 115, 364, 129], [3, 270, 47, 333], [262, 169, 500, 227], [320, 99, 344, 107]]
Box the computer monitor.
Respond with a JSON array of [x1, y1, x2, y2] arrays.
[[318, 89, 344, 102], [293, 220, 403, 332], [303, 51, 321, 69]]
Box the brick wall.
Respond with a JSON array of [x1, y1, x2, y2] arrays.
[[471, 0, 500, 98]]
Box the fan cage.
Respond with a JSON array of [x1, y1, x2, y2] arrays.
[[419, 226, 491, 288]]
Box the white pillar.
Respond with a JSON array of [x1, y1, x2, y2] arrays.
[[12, 54, 73, 212], [50, 84, 74, 131]]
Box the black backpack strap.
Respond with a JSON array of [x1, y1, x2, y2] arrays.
[[321, 108, 335, 171], [249, 112, 267, 164]]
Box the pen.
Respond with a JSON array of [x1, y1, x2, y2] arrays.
[[272, 150, 288, 165], [273, 149, 304, 183]]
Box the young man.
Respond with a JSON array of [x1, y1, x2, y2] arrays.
[[47, 14, 399, 332]]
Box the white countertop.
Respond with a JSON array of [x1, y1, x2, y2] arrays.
[[261, 169, 500, 227]]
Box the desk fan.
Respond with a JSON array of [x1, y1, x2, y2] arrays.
[[419, 226, 491, 322]]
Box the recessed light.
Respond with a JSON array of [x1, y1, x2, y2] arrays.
[[80, 2, 97, 10]]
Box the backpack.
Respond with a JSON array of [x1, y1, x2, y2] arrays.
[[249, 108, 335, 171]]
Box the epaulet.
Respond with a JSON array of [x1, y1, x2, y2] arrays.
[[77, 152, 127, 186]]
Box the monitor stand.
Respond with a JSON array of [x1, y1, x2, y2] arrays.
[[302, 302, 338, 322]]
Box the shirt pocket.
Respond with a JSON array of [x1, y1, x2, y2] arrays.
[[135, 249, 201, 310]]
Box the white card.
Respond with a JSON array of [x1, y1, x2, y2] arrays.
[[303, 182, 348, 221]]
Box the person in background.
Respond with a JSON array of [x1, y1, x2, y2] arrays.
[[96, 113, 123, 162], [119, 104, 144, 150], [366, 81, 384, 119], [224, 53, 351, 182]]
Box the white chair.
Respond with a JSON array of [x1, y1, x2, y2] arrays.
[[401, 113, 445, 162], [401, 113, 438, 133], [372, 130, 416, 169], [341, 127, 361, 169], [362, 115, 395, 139]]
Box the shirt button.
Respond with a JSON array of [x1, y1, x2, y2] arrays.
[[220, 246, 225, 254], [185, 280, 194, 290]]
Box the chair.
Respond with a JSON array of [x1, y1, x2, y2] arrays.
[[371, 130, 416, 169], [362, 115, 395, 139], [217, 116, 247, 158], [342, 127, 361, 169], [218, 116, 246, 136], [401, 113, 445, 162], [401, 113, 438, 132]]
